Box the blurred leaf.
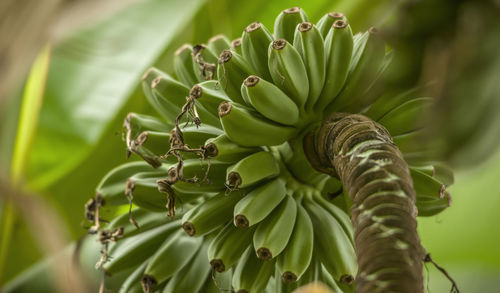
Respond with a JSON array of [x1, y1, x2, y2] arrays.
[[26, 0, 206, 189]]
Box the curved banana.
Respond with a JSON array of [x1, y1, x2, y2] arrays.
[[103, 220, 180, 275], [241, 75, 299, 125], [232, 246, 275, 293], [208, 223, 256, 272], [233, 178, 287, 228], [253, 194, 297, 260], [274, 7, 308, 44], [293, 22, 325, 108], [410, 167, 447, 199], [217, 49, 254, 105], [232, 37, 243, 55], [142, 230, 203, 289], [192, 44, 218, 81], [162, 240, 211, 293], [218, 102, 297, 147], [416, 193, 452, 217], [226, 151, 280, 189], [107, 208, 170, 238], [168, 159, 229, 194], [204, 134, 261, 163], [207, 35, 232, 58], [303, 197, 356, 283], [316, 12, 345, 38], [241, 22, 274, 80], [171, 123, 223, 148], [119, 258, 151, 293], [182, 190, 244, 236], [378, 97, 434, 136], [315, 20, 353, 112], [190, 80, 231, 118], [173, 44, 198, 86], [276, 197, 313, 283], [268, 39, 309, 108], [364, 87, 420, 121], [313, 193, 354, 244]]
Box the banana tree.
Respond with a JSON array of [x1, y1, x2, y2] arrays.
[[79, 7, 455, 293]]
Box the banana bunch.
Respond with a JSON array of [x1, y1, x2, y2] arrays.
[[85, 6, 454, 292]]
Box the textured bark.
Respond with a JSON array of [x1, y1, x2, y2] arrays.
[[309, 113, 425, 293]]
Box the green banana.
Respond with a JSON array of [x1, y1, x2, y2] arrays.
[[162, 241, 211, 293], [276, 198, 313, 283], [303, 197, 356, 283], [313, 193, 354, 244], [201, 269, 233, 293], [217, 49, 254, 105], [142, 230, 203, 289], [226, 151, 280, 188], [293, 22, 325, 108], [190, 80, 231, 118], [232, 37, 243, 55], [377, 97, 434, 136], [364, 87, 420, 121], [204, 134, 261, 163], [320, 265, 348, 293], [107, 208, 170, 238], [416, 193, 452, 217], [96, 161, 161, 206], [326, 26, 385, 113], [218, 101, 297, 147], [433, 163, 454, 186], [168, 159, 229, 194], [241, 22, 274, 80], [232, 246, 275, 293], [125, 171, 171, 211], [315, 19, 353, 112], [410, 167, 447, 199], [274, 7, 308, 44], [173, 44, 198, 86], [103, 220, 180, 275], [233, 178, 287, 228], [170, 123, 223, 148], [124, 112, 172, 133], [119, 257, 151, 293], [268, 38, 309, 109], [241, 75, 299, 125], [316, 12, 345, 38], [207, 34, 232, 58], [182, 190, 244, 236], [192, 44, 218, 81], [253, 194, 297, 260], [208, 222, 256, 272]]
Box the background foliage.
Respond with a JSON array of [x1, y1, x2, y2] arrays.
[[1, 0, 499, 291]]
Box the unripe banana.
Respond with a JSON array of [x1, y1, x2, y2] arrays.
[[218, 102, 297, 147], [103, 220, 180, 275], [276, 199, 313, 283], [207, 34, 232, 58], [313, 194, 354, 244], [192, 44, 218, 81], [107, 208, 170, 238], [208, 223, 256, 272], [167, 159, 229, 194], [201, 269, 233, 293], [416, 193, 452, 217], [173, 44, 198, 86], [268, 39, 309, 108], [126, 171, 171, 211], [96, 161, 162, 206], [233, 178, 287, 228], [217, 49, 254, 105], [226, 151, 280, 189], [410, 167, 447, 200], [142, 229, 203, 290], [170, 123, 223, 148], [232, 246, 275, 293], [204, 134, 261, 163], [377, 97, 434, 136], [119, 258, 151, 293], [315, 20, 353, 112], [320, 265, 348, 293], [241, 75, 299, 125], [303, 197, 356, 283], [274, 7, 308, 44], [182, 190, 244, 236], [364, 87, 420, 121], [124, 112, 172, 133], [162, 241, 211, 293], [433, 163, 454, 186], [232, 38, 243, 55], [253, 194, 297, 260], [326, 27, 386, 114], [293, 22, 325, 108], [241, 22, 274, 80], [316, 12, 345, 38], [126, 131, 172, 167], [189, 80, 231, 118]]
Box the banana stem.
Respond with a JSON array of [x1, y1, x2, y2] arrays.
[[307, 113, 425, 292]]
